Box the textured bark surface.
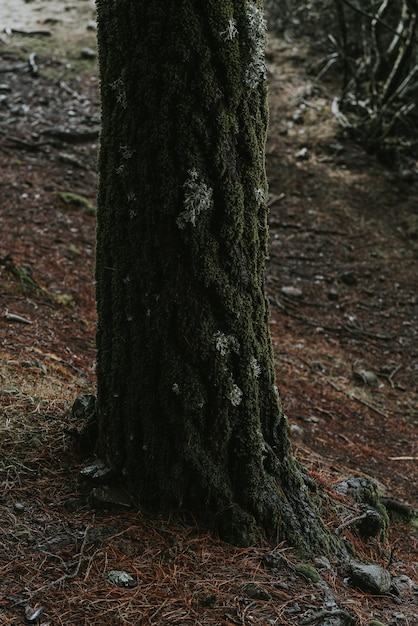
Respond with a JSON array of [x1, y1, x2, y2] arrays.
[[95, 0, 339, 553]]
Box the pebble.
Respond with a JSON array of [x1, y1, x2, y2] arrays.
[[80, 47, 97, 59]]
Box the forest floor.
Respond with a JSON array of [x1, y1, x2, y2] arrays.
[[0, 5, 417, 626]]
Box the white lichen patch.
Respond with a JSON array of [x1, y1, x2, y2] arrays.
[[229, 383, 243, 407], [254, 187, 267, 204], [120, 145, 135, 160], [221, 17, 238, 41], [246, 2, 267, 88], [213, 331, 240, 357], [251, 356, 261, 378], [109, 77, 127, 109], [176, 169, 213, 229]]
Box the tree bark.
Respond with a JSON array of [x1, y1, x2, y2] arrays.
[[95, 0, 340, 554]]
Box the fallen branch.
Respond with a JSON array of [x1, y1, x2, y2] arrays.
[[4, 311, 33, 325], [335, 512, 369, 535], [5, 136, 54, 151], [326, 380, 389, 419], [4, 27, 51, 37]]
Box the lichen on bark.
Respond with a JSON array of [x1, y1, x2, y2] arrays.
[[94, 0, 343, 555]]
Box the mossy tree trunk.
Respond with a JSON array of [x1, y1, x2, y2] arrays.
[[95, 0, 338, 552]]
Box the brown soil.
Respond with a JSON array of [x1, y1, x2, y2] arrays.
[[1, 13, 417, 626]]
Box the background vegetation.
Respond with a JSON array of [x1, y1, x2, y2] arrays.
[[265, 0, 418, 166]]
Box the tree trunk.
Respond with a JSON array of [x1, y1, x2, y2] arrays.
[[95, 0, 339, 553]]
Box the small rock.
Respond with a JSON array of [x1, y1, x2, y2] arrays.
[[392, 574, 417, 592], [193, 589, 218, 608], [327, 288, 339, 301], [72, 394, 96, 420], [107, 569, 137, 588], [290, 423, 304, 438], [263, 552, 283, 569], [348, 561, 391, 594], [281, 285, 303, 298], [90, 486, 133, 509], [292, 109, 304, 124], [339, 271, 357, 286], [334, 476, 381, 508], [63, 497, 85, 512], [80, 459, 113, 483], [241, 582, 271, 600], [80, 47, 97, 59], [314, 556, 332, 570], [352, 369, 379, 386], [295, 146, 309, 160]]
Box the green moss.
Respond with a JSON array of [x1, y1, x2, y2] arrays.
[[58, 192, 96, 216], [295, 563, 321, 583]]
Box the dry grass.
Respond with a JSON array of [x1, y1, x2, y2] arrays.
[[1, 361, 417, 625], [0, 358, 84, 457]]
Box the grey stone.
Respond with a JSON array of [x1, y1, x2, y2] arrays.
[[80, 47, 97, 59], [72, 393, 96, 420], [392, 574, 417, 592], [80, 459, 113, 483], [335, 476, 381, 508], [349, 561, 391, 594], [90, 486, 133, 509], [281, 285, 303, 298], [263, 551, 283, 569], [314, 556, 332, 570], [107, 569, 137, 588]]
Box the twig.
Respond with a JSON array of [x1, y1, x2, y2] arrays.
[[388, 364, 402, 388], [5, 27, 51, 37], [3, 311, 33, 324], [240, 600, 257, 623], [326, 380, 389, 418], [28, 524, 90, 599], [335, 512, 369, 535], [4, 136, 53, 151], [28, 52, 38, 75]]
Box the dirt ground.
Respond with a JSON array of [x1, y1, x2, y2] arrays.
[[0, 6, 417, 626]]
